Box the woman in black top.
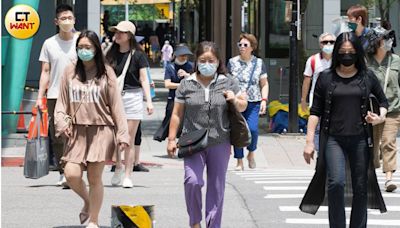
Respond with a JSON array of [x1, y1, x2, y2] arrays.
[[301, 32, 388, 228], [106, 21, 154, 188]]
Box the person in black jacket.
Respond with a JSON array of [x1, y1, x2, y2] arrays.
[[301, 32, 388, 228]]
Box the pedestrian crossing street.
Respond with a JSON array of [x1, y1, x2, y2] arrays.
[[234, 169, 400, 227]]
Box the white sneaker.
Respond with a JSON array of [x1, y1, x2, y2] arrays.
[[122, 177, 133, 188], [56, 174, 67, 186], [111, 166, 124, 186]]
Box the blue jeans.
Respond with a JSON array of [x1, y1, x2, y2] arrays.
[[234, 102, 260, 159], [325, 135, 369, 228]]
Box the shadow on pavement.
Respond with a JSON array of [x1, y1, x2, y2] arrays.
[[103, 184, 149, 188], [53, 226, 110, 228], [27, 185, 65, 188], [153, 155, 181, 160]]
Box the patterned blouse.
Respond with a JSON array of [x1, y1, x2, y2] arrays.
[[227, 55, 268, 102]]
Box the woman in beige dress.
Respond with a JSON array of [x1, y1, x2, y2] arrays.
[[55, 30, 130, 228]]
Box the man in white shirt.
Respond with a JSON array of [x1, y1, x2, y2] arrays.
[[36, 4, 78, 187], [301, 32, 336, 152]]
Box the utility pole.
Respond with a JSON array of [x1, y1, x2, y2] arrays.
[[125, 0, 129, 21], [288, 0, 299, 133]]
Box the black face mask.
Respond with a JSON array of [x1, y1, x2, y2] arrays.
[[338, 53, 357, 67]]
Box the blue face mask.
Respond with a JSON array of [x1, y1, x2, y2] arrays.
[[322, 44, 334, 54], [77, 48, 95, 62], [198, 62, 218, 77]]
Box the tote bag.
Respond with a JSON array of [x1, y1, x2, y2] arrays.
[[24, 109, 49, 179]]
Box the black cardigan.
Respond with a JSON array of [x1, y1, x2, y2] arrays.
[[299, 69, 388, 215]]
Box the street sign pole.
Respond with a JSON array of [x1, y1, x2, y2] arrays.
[[125, 0, 129, 21], [288, 0, 299, 133]]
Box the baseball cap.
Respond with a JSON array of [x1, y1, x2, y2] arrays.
[[109, 21, 136, 35]]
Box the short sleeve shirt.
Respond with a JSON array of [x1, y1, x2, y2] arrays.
[[367, 53, 400, 113], [303, 53, 332, 106], [164, 61, 194, 100], [360, 28, 370, 51], [39, 34, 78, 99], [114, 50, 149, 90], [175, 74, 240, 146], [227, 55, 268, 102]]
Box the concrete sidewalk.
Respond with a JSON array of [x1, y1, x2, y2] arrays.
[[2, 67, 399, 169]]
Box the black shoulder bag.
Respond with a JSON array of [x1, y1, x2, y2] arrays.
[[177, 77, 217, 158]]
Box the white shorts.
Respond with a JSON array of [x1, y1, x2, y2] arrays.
[[122, 89, 143, 120]]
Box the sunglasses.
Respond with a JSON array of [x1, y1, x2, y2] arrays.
[[237, 43, 250, 48], [321, 40, 335, 45]]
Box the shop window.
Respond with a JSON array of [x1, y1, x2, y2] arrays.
[[266, 0, 289, 58]]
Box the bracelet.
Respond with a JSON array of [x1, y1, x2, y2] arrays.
[[261, 98, 268, 102]]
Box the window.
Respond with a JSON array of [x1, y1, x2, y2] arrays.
[[266, 0, 289, 58]]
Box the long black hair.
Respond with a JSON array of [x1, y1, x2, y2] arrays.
[[330, 32, 367, 72], [75, 30, 106, 82], [195, 41, 226, 75]]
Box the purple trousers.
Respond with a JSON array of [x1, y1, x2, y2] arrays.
[[184, 141, 231, 228]]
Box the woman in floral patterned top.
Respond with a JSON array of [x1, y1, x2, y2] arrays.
[[227, 33, 269, 171]]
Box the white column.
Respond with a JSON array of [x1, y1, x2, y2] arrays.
[[323, 0, 341, 33], [87, 0, 101, 36], [125, 0, 129, 21]]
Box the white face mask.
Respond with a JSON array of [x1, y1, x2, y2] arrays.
[[322, 44, 334, 54], [59, 20, 74, 32], [175, 59, 187, 66], [382, 39, 393, 52]]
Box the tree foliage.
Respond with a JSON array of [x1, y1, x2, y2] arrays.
[[361, 0, 398, 24]]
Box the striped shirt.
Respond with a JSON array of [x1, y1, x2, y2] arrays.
[[175, 73, 240, 146]]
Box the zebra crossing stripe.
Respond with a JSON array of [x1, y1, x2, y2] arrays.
[[264, 194, 303, 199], [255, 180, 399, 185], [247, 176, 398, 181], [265, 193, 400, 199], [279, 206, 400, 213], [238, 173, 398, 179], [255, 180, 310, 184], [247, 176, 311, 180], [235, 171, 312, 175], [286, 218, 400, 226], [234, 169, 400, 226], [263, 186, 307, 190], [234, 169, 314, 172]]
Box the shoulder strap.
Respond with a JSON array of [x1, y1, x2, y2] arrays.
[[311, 54, 317, 74], [246, 57, 258, 91], [383, 55, 392, 94], [120, 50, 135, 78]]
